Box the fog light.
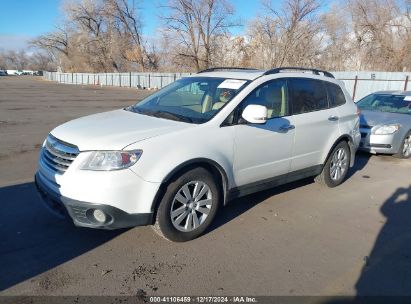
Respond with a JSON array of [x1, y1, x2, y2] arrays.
[[93, 209, 106, 223]]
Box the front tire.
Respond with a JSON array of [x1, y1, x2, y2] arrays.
[[153, 167, 220, 242], [315, 141, 350, 188], [394, 131, 411, 159]]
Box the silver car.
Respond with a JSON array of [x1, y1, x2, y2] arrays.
[[357, 91, 411, 158]]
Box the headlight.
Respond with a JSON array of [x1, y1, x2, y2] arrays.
[[80, 150, 142, 171], [373, 124, 400, 135]]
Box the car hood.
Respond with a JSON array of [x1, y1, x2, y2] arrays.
[[50, 109, 193, 151], [360, 110, 411, 128]]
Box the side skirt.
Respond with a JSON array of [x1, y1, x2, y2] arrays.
[[227, 165, 323, 201]]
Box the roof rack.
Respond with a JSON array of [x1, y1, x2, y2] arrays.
[[198, 67, 260, 73], [263, 67, 335, 78]]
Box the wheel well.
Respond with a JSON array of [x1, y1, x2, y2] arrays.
[[324, 135, 353, 166], [150, 160, 228, 224]]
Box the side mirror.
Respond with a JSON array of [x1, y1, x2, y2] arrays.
[[241, 104, 268, 124]]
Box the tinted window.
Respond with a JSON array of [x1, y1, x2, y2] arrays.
[[239, 79, 288, 119], [357, 94, 411, 115], [129, 77, 248, 124], [289, 78, 328, 114], [158, 81, 206, 107], [327, 82, 346, 107]]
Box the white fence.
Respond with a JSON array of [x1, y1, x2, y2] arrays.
[[333, 71, 410, 101], [43, 71, 192, 91], [43, 71, 410, 101]]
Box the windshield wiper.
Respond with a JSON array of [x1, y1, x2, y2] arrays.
[[150, 111, 194, 123], [124, 106, 141, 113], [126, 107, 194, 123]]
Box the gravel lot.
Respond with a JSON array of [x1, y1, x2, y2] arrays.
[[1, 76, 410, 297]]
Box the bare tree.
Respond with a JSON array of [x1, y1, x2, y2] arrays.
[[161, 0, 239, 71], [319, 3, 357, 70], [29, 52, 56, 71], [212, 35, 252, 67], [28, 0, 411, 72], [348, 0, 411, 71], [64, 0, 121, 72], [31, 26, 71, 70], [106, 0, 150, 70], [31, 26, 70, 57], [0, 49, 56, 71], [32, 0, 156, 72], [0, 52, 6, 70], [247, 0, 323, 69], [0, 50, 29, 70]]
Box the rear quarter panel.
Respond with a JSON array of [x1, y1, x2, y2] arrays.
[[321, 86, 360, 163]]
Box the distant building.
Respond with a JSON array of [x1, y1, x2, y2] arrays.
[[6, 70, 36, 75]]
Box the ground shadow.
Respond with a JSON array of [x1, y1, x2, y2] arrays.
[[323, 185, 411, 303], [0, 182, 124, 291], [346, 151, 371, 179], [0, 152, 373, 292], [354, 184, 411, 296], [208, 177, 314, 233], [209, 152, 372, 234]]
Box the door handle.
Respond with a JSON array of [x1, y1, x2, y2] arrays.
[[328, 115, 339, 121], [279, 124, 295, 131]]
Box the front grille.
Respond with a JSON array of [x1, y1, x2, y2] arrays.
[[40, 135, 79, 174]]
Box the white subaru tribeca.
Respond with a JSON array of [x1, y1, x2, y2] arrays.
[[35, 67, 361, 241]]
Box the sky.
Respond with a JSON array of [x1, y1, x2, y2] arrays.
[[0, 0, 268, 52]]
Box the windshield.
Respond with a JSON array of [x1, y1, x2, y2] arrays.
[[126, 77, 249, 123], [357, 94, 411, 115]]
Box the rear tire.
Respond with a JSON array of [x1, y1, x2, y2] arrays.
[[394, 131, 411, 159], [152, 167, 220, 242], [315, 141, 351, 188]]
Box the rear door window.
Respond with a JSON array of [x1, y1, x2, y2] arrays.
[[327, 82, 346, 107], [288, 78, 328, 115]]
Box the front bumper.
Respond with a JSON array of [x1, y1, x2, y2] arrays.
[[35, 172, 153, 229], [359, 128, 402, 154]]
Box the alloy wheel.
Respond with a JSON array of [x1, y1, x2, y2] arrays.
[[403, 135, 411, 157], [170, 181, 213, 232], [330, 148, 348, 181]]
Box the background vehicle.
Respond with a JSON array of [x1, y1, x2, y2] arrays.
[[0, 70, 7, 76], [35, 67, 361, 241], [357, 91, 411, 158]]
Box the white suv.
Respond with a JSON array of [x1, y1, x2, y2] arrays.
[[35, 67, 361, 241]]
